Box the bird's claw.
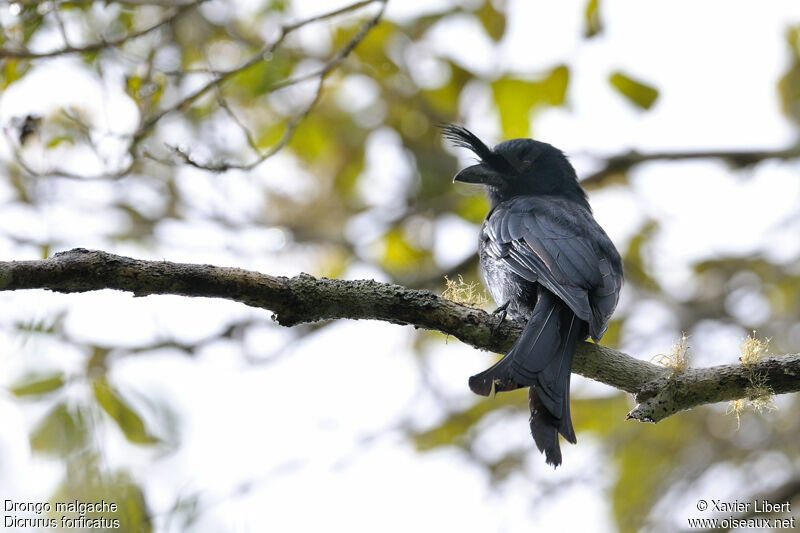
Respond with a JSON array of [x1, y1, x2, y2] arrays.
[[489, 301, 509, 335]]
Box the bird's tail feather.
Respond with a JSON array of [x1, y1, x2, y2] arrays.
[[534, 311, 581, 442], [468, 290, 562, 397], [467, 354, 518, 396], [469, 288, 584, 466], [527, 312, 582, 466], [529, 387, 562, 467]]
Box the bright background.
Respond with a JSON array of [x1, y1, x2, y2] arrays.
[[1, 0, 800, 531]]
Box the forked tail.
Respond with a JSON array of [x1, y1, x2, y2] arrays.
[[468, 288, 585, 466]]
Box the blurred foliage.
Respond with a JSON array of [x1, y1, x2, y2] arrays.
[[609, 71, 660, 110], [492, 65, 569, 138], [622, 218, 661, 291], [30, 403, 88, 457], [584, 0, 603, 38], [10, 370, 65, 397], [780, 25, 800, 124], [52, 455, 153, 533], [93, 378, 161, 445], [1, 1, 800, 532]]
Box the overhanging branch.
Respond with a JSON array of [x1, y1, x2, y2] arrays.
[[0, 3, 199, 59], [1, 248, 798, 423], [581, 145, 800, 188]]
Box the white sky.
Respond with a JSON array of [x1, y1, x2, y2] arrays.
[[2, 0, 800, 531]]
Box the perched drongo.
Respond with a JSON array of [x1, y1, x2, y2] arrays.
[[445, 125, 623, 467]]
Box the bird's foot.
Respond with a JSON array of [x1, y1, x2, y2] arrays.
[[489, 301, 509, 335]]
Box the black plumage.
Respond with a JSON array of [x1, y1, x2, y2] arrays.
[[445, 125, 623, 467]]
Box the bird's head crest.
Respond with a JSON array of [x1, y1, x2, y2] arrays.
[[442, 124, 589, 209], [441, 124, 518, 175]]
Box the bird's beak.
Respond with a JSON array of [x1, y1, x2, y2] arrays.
[[453, 164, 503, 186]]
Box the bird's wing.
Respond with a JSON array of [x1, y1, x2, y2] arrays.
[[588, 252, 621, 339], [482, 198, 608, 323]]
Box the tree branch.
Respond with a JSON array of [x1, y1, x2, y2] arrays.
[[0, 4, 198, 59], [148, 0, 387, 172], [9, 0, 386, 181], [60, 1, 201, 5], [581, 145, 800, 188], [132, 0, 385, 145], [2, 248, 798, 423]]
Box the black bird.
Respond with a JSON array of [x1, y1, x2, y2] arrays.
[[444, 125, 623, 467]]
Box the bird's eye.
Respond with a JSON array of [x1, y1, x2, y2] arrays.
[[519, 157, 534, 171], [520, 149, 542, 170]]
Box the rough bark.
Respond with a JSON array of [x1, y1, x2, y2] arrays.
[[2, 248, 798, 423]]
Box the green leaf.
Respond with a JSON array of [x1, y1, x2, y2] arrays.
[[51, 458, 153, 533], [421, 61, 468, 116], [30, 403, 87, 456], [491, 65, 569, 138], [263, 0, 289, 13], [10, 371, 65, 397], [570, 394, 629, 436], [623, 219, 661, 291], [256, 122, 287, 150], [612, 413, 704, 533], [1, 59, 30, 90], [288, 116, 332, 162], [570, 394, 708, 532], [93, 378, 160, 445], [539, 64, 570, 106], [788, 25, 800, 56], [231, 51, 293, 98], [333, 149, 364, 196], [598, 318, 622, 349], [609, 71, 659, 110], [584, 0, 603, 38], [457, 194, 490, 224], [413, 388, 527, 450], [348, 20, 400, 74], [476, 1, 506, 42], [46, 136, 74, 148], [81, 50, 99, 65], [126, 75, 142, 104], [21, 7, 44, 43], [779, 26, 800, 123], [382, 227, 428, 272]]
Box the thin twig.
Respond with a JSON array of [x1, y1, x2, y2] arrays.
[[9, 0, 385, 180], [59, 0, 201, 5], [215, 92, 261, 154], [52, 7, 73, 48], [5, 125, 136, 181], [161, 75, 325, 172], [132, 0, 385, 144], [0, 4, 197, 59], [149, 0, 387, 172]]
